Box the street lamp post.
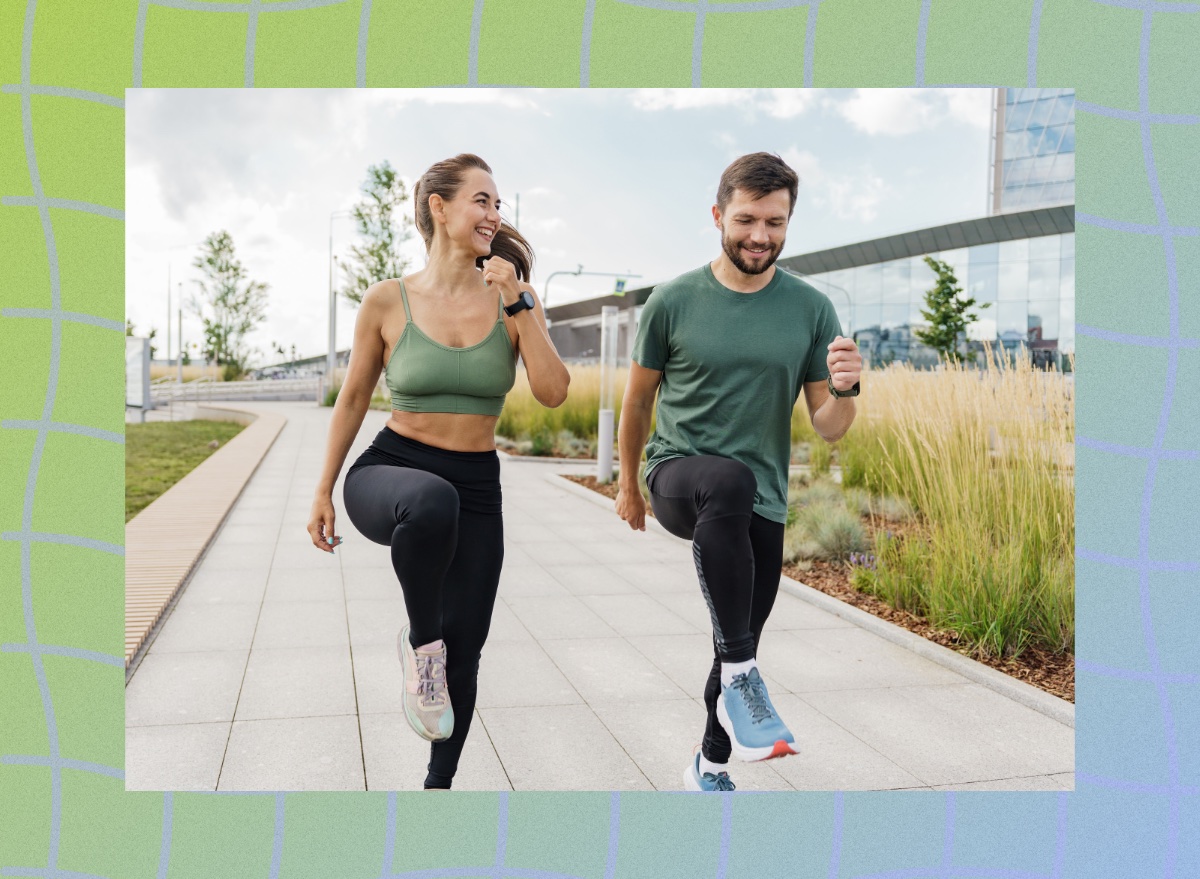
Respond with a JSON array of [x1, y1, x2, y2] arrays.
[[543, 266, 643, 309], [328, 209, 355, 392]]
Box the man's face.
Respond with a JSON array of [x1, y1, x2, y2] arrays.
[[715, 188, 791, 275]]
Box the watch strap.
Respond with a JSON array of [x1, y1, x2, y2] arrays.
[[827, 374, 860, 398]]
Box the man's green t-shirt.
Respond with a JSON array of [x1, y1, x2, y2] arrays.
[[631, 263, 843, 524]]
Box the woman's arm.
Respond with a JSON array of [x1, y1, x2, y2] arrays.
[[307, 282, 389, 551], [481, 256, 570, 408], [509, 288, 570, 408]]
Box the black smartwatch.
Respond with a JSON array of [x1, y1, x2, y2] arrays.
[[503, 290, 536, 317], [827, 374, 860, 398]]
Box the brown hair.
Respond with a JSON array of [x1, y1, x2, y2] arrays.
[[413, 153, 534, 281], [716, 152, 799, 217]]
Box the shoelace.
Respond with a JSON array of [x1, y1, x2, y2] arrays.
[[417, 654, 448, 708], [701, 771, 736, 791], [730, 673, 773, 724]]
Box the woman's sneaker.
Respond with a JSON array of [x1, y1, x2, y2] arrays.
[[683, 752, 735, 792], [716, 667, 797, 761], [397, 626, 454, 742]]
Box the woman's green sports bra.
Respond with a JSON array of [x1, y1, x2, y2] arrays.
[[384, 278, 517, 416]]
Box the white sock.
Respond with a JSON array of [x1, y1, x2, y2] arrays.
[[698, 754, 728, 776], [720, 658, 757, 688]]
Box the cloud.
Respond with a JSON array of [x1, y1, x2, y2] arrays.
[[831, 88, 992, 136], [782, 147, 893, 223], [632, 89, 817, 118], [525, 216, 566, 234]]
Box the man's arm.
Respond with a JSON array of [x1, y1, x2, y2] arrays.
[[614, 361, 662, 531], [802, 334, 861, 443]]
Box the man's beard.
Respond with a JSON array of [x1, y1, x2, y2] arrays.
[[722, 232, 783, 275]]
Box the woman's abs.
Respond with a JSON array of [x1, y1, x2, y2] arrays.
[[387, 410, 500, 452]]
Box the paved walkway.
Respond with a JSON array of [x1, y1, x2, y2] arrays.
[[125, 402, 1073, 792]]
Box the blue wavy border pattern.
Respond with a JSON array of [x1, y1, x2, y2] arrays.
[[0, 0, 1197, 876]]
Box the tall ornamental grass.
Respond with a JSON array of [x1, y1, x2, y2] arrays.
[[837, 348, 1074, 658], [498, 365, 643, 443]]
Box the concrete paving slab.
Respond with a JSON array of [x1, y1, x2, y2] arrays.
[[340, 566, 401, 601], [932, 774, 1071, 791], [497, 565, 571, 597], [474, 639, 583, 709], [758, 628, 966, 694], [543, 563, 641, 596], [578, 593, 699, 638], [478, 704, 654, 791], [505, 594, 619, 641], [126, 650, 248, 726], [539, 637, 692, 705], [171, 568, 268, 607], [799, 684, 1071, 787], [360, 711, 512, 791], [235, 645, 357, 721], [264, 568, 344, 603], [220, 715, 364, 791], [125, 722, 230, 791], [589, 698, 794, 792], [346, 598, 407, 648], [624, 633, 788, 701], [253, 600, 349, 650], [486, 598, 535, 642], [761, 692, 925, 791], [518, 540, 600, 567], [607, 562, 702, 594], [147, 600, 261, 654]]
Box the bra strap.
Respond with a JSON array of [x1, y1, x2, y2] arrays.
[[398, 278, 412, 321], [498, 292, 505, 320]]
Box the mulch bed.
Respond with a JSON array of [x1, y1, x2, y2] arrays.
[[562, 474, 1074, 703]]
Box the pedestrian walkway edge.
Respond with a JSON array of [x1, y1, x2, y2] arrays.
[[542, 468, 1075, 729], [125, 404, 287, 673]]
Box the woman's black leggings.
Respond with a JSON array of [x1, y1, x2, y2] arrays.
[[646, 455, 786, 764], [343, 427, 504, 789]]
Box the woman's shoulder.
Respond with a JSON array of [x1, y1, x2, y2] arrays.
[[362, 277, 405, 308]]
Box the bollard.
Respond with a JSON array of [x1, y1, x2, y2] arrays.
[[597, 306, 619, 483]]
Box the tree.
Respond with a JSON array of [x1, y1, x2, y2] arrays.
[[914, 256, 990, 364], [339, 161, 413, 306], [125, 319, 158, 360], [189, 230, 269, 381]]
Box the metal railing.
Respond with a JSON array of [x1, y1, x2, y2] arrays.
[[149, 376, 320, 403]]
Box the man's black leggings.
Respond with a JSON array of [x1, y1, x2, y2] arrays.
[[646, 455, 786, 764], [343, 427, 504, 789]]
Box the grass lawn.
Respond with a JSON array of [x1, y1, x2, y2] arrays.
[[125, 420, 246, 522]]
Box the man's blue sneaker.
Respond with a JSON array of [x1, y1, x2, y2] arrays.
[[716, 667, 797, 761], [683, 752, 736, 792]]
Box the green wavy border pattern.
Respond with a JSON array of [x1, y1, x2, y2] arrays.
[[2, 0, 1198, 876]]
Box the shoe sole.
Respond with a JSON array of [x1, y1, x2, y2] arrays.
[[682, 763, 703, 792], [716, 698, 797, 762]]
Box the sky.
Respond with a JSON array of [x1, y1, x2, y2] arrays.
[[126, 88, 994, 365]]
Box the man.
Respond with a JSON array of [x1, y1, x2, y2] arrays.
[[615, 152, 862, 792]]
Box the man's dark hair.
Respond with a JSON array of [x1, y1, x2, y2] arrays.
[[716, 152, 799, 217]]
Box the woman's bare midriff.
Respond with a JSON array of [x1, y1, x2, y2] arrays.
[[385, 410, 500, 452]]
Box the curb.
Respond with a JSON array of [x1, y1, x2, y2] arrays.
[[543, 469, 1074, 729]]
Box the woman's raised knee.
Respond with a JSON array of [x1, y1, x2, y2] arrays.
[[395, 476, 460, 534]]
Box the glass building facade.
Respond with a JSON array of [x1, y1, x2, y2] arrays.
[[798, 230, 1075, 369], [990, 87, 1075, 214], [548, 88, 1076, 371]]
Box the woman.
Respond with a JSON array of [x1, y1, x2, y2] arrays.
[[307, 153, 570, 789]]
